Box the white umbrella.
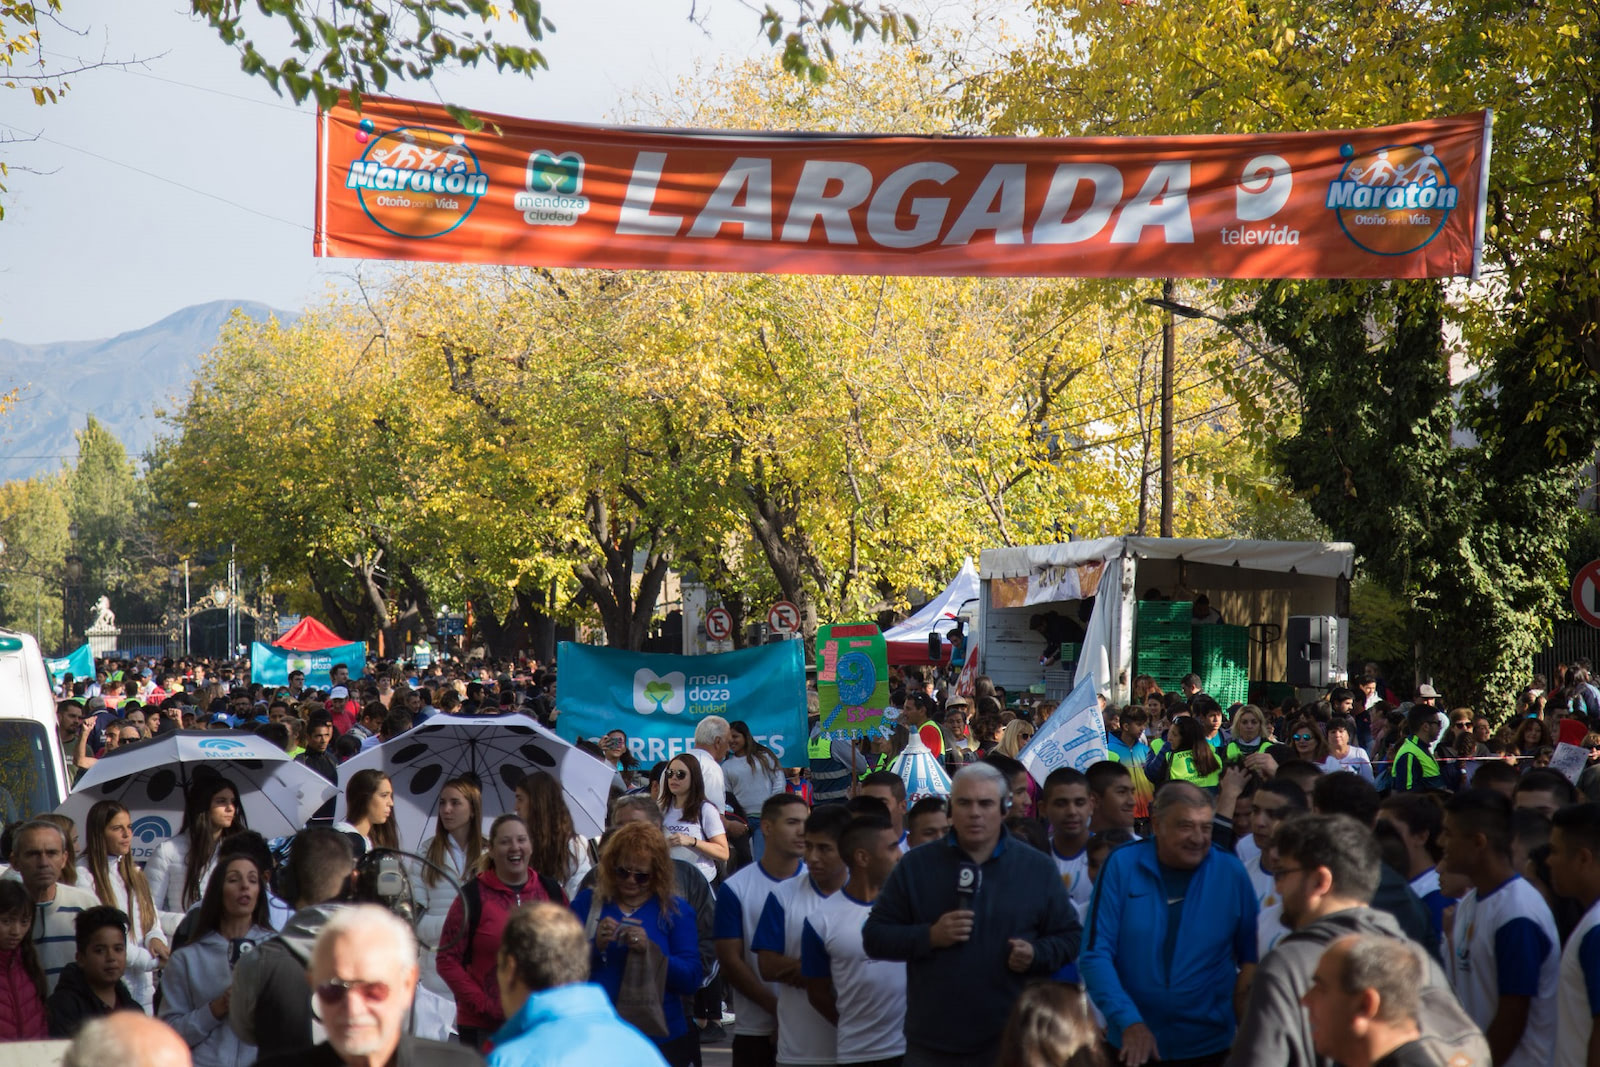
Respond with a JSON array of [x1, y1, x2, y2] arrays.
[[335, 712, 613, 846], [58, 730, 337, 853]]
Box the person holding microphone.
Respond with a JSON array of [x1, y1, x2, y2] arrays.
[[862, 763, 1081, 1067]]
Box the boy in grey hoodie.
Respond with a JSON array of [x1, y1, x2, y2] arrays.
[[1227, 815, 1488, 1067], [229, 829, 356, 1059]]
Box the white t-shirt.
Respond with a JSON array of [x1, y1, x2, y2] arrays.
[[751, 876, 838, 1065], [689, 747, 728, 812], [663, 800, 726, 883], [1448, 874, 1559, 1067], [723, 754, 787, 817], [1556, 897, 1600, 1067], [1050, 841, 1092, 918], [1235, 834, 1261, 867], [801, 890, 907, 1064], [1318, 748, 1374, 782], [714, 860, 805, 1037], [1244, 853, 1289, 958]]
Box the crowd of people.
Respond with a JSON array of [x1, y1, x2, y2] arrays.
[[6, 651, 1600, 1067]]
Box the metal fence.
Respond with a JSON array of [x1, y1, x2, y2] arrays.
[[1532, 621, 1600, 686], [107, 623, 177, 660]]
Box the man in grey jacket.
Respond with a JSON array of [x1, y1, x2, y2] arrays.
[[230, 828, 356, 1058], [1227, 814, 1488, 1067]]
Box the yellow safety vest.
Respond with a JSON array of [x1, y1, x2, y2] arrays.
[[1169, 748, 1221, 789]]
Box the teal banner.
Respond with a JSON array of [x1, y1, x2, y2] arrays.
[[45, 644, 94, 685], [555, 641, 808, 768], [250, 641, 367, 687]]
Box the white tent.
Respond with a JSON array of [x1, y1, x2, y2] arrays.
[[882, 557, 980, 665]]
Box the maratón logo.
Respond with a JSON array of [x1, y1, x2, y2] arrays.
[[1326, 142, 1457, 256], [345, 124, 488, 239]]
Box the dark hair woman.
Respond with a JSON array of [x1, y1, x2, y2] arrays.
[[572, 821, 702, 1067], [145, 773, 246, 912], [436, 814, 564, 1051], [514, 771, 591, 899], [0, 880, 47, 1041], [654, 753, 728, 884], [339, 768, 399, 853], [723, 720, 786, 861], [158, 853, 274, 1065], [1146, 716, 1221, 791], [76, 800, 166, 1012]]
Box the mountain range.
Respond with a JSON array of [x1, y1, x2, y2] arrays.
[[0, 300, 292, 483]]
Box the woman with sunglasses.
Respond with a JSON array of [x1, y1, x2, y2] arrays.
[[436, 814, 565, 1051], [158, 851, 274, 1066], [1285, 717, 1331, 765], [993, 719, 1035, 758], [571, 821, 702, 1067], [654, 754, 728, 884]]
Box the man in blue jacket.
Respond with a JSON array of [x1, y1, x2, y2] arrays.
[[863, 762, 1081, 1067], [1081, 781, 1259, 1067], [488, 901, 668, 1067]]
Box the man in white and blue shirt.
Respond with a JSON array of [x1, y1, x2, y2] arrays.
[[1441, 788, 1559, 1067], [752, 805, 852, 1067], [715, 794, 809, 1067], [1549, 802, 1600, 1067], [800, 814, 906, 1067]]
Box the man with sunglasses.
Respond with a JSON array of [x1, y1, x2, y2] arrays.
[[258, 904, 480, 1067]]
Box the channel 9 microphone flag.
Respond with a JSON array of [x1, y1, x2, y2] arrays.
[[1018, 675, 1109, 787], [316, 94, 1491, 280], [554, 641, 808, 768]]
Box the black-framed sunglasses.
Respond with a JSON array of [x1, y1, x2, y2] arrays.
[[666, 769, 688, 781], [613, 866, 651, 885], [315, 977, 392, 1005]]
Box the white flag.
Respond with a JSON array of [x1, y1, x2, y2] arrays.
[[1018, 674, 1109, 786]]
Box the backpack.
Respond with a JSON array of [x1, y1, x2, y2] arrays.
[[458, 872, 566, 966]]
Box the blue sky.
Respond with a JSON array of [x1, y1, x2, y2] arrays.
[[0, 1, 787, 343]]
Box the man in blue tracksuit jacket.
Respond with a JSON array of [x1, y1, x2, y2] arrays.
[[1080, 781, 1259, 1067], [864, 762, 1081, 1067]]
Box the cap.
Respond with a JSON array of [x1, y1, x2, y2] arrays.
[[329, 686, 350, 699], [209, 713, 232, 726], [945, 696, 970, 709], [1416, 683, 1439, 699]]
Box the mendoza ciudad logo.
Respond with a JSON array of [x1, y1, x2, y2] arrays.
[[516, 150, 591, 226], [1326, 140, 1458, 256]]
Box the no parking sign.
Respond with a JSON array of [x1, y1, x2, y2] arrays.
[[1572, 559, 1600, 628]]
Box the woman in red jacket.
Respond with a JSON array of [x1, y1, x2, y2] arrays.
[[0, 880, 48, 1041], [435, 813, 564, 1050]]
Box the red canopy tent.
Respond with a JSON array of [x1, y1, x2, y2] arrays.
[[275, 616, 347, 651]]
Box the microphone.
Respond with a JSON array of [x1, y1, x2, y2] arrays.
[[955, 861, 981, 912]]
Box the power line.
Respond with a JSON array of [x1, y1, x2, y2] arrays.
[[0, 120, 311, 232], [39, 49, 310, 118]]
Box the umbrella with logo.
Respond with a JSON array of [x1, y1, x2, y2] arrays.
[[334, 712, 614, 847], [891, 731, 952, 804], [57, 731, 337, 859]]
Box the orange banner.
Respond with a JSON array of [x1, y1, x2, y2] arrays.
[[315, 95, 1492, 280]]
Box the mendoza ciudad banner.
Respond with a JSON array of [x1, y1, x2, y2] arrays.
[[555, 641, 807, 768], [316, 94, 1491, 280], [250, 641, 367, 688]]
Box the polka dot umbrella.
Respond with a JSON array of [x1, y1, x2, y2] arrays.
[[57, 730, 337, 860], [334, 712, 614, 849]]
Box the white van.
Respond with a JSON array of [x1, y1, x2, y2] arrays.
[[0, 628, 73, 824]]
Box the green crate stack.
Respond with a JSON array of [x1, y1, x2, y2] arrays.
[[1193, 624, 1250, 707], [1135, 600, 1193, 693]]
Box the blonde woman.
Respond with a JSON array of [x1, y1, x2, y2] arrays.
[[413, 777, 484, 1002], [995, 719, 1036, 758]]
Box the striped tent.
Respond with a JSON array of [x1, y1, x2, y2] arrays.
[[891, 732, 951, 803]]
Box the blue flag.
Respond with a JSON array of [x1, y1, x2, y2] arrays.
[[250, 641, 368, 687], [555, 641, 807, 768], [1018, 674, 1109, 786]]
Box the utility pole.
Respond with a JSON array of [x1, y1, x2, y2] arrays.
[[1160, 277, 1176, 537]]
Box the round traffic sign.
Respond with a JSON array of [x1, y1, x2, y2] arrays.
[[1573, 559, 1600, 628], [767, 600, 801, 635], [705, 607, 734, 641]]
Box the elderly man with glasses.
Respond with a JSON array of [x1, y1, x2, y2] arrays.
[[257, 905, 480, 1067]]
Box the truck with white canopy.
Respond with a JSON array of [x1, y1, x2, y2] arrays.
[[976, 538, 1356, 705]]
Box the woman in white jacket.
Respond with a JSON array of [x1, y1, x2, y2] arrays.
[[411, 776, 483, 1001], [76, 800, 170, 1012], [145, 774, 247, 916], [158, 852, 274, 1067]]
